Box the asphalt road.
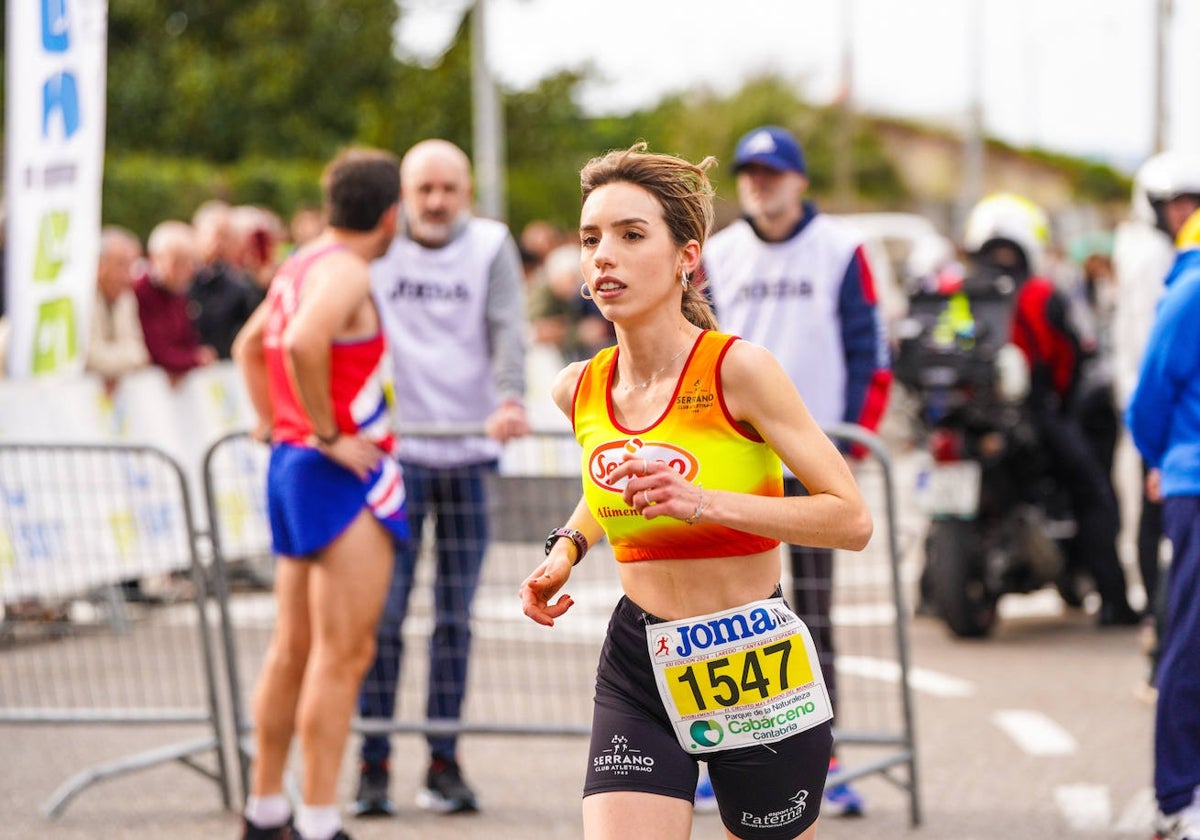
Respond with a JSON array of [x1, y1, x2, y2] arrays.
[[0, 446, 1159, 839], [0, 603, 1155, 840]]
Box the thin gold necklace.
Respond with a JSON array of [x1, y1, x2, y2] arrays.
[[621, 342, 690, 391]]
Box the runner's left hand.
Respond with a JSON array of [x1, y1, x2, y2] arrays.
[[519, 555, 575, 627]]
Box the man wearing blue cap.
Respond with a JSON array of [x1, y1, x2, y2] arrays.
[[701, 124, 892, 818]]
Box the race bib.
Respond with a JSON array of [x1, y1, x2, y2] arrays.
[[645, 596, 832, 754]]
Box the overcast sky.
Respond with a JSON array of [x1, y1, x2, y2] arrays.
[[398, 0, 1199, 173]]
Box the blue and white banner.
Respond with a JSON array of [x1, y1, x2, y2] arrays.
[[4, 0, 108, 378]]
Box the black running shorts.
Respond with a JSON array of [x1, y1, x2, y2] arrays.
[[583, 593, 833, 838]]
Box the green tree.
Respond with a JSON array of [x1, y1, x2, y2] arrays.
[[504, 67, 617, 234], [106, 0, 400, 161]]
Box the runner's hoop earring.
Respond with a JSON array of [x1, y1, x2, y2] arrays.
[[580, 282, 594, 301], [680, 271, 690, 289]]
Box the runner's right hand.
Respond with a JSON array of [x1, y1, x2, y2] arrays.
[[316, 434, 385, 480]]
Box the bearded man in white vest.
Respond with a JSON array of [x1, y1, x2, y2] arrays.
[[358, 138, 530, 818]]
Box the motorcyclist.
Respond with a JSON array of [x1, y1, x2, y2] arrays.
[[963, 193, 1141, 626]]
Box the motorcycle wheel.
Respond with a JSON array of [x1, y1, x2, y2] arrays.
[[926, 518, 998, 638]]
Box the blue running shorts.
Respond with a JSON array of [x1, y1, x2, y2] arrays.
[[267, 442, 409, 558]]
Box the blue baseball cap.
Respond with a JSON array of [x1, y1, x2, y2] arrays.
[[733, 126, 807, 175]]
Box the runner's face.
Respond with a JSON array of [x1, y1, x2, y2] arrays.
[[579, 182, 682, 321], [404, 156, 470, 247], [736, 164, 807, 224]]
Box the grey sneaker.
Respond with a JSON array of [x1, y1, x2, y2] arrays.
[[353, 760, 395, 817], [417, 756, 479, 814]]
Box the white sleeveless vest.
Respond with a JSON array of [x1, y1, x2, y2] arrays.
[[371, 218, 510, 466]]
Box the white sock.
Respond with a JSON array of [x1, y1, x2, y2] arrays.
[[244, 793, 291, 828], [296, 803, 341, 840]]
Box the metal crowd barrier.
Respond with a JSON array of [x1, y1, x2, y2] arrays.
[[0, 442, 234, 818], [822, 421, 921, 826], [202, 423, 920, 826]]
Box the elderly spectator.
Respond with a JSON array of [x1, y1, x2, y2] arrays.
[[135, 220, 215, 382], [86, 225, 150, 390]]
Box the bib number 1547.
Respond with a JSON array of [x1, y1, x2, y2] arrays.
[[664, 636, 814, 717]]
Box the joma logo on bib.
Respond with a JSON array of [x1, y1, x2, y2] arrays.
[[674, 608, 780, 657], [589, 438, 699, 492]]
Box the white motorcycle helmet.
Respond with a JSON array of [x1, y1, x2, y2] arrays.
[[963, 193, 1050, 277], [1137, 150, 1200, 234]]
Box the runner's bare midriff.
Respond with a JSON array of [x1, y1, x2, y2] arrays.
[[617, 549, 782, 620]]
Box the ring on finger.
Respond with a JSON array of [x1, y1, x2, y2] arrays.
[[643, 489, 652, 506]]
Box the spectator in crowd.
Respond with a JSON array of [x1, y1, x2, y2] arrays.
[[86, 225, 149, 390], [1081, 250, 1118, 353], [518, 218, 562, 288], [289, 206, 325, 251], [701, 124, 891, 817], [135, 220, 216, 383], [1127, 206, 1200, 840], [232, 205, 288, 303], [1053, 241, 1122, 488], [356, 138, 529, 818], [518, 142, 872, 840], [518, 219, 564, 337], [529, 242, 614, 362], [189, 201, 259, 360], [233, 146, 407, 840]]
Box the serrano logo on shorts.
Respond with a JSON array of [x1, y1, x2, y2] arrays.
[[690, 720, 724, 748], [588, 438, 700, 492]]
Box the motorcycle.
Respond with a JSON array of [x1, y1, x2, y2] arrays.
[[894, 266, 1084, 638]]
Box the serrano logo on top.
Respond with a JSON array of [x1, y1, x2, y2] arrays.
[[588, 438, 700, 492]]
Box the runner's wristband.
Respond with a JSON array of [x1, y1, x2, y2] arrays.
[[315, 428, 341, 446], [544, 528, 588, 566]]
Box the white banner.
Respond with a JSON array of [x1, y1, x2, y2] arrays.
[[4, 0, 108, 378]]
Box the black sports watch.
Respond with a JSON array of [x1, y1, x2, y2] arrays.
[[544, 527, 588, 566]]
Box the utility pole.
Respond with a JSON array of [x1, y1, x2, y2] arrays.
[[470, 0, 506, 220], [958, 0, 986, 231], [1153, 0, 1172, 153], [833, 0, 855, 210]]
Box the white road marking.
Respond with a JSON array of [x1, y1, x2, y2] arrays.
[[1050, 785, 1157, 835], [1055, 783, 1111, 832], [1113, 786, 1158, 834], [992, 709, 1077, 755], [830, 602, 898, 626], [837, 655, 975, 698], [997, 589, 1066, 619]]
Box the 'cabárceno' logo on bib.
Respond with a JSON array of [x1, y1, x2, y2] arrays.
[[588, 438, 699, 492]]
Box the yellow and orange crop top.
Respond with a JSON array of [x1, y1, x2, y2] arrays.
[[572, 330, 783, 562]]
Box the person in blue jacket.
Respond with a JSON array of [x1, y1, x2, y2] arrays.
[[1127, 205, 1200, 840]]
